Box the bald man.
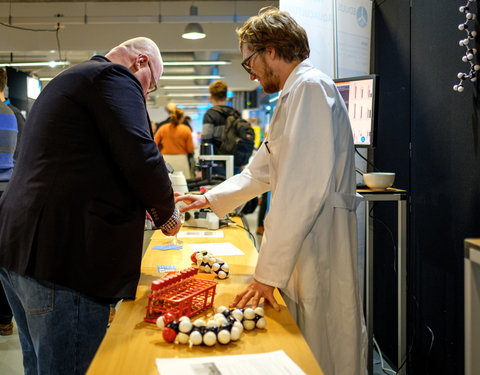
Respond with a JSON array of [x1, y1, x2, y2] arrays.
[[0, 37, 180, 374]]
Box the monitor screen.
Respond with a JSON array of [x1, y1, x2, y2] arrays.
[[27, 76, 41, 100], [334, 75, 378, 147]]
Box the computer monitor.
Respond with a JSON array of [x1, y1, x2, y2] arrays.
[[27, 76, 41, 100], [334, 75, 378, 147]]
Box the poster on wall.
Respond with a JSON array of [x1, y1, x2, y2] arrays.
[[336, 0, 372, 77], [280, 0, 372, 78], [280, 0, 334, 77]]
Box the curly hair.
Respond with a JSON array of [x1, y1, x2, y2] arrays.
[[236, 6, 310, 63], [170, 108, 184, 126]]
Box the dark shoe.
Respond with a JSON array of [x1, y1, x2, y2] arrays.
[[0, 322, 13, 336], [256, 226, 264, 235]]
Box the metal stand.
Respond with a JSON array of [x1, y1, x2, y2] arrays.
[[359, 189, 407, 375]]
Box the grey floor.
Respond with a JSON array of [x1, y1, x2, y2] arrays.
[[0, 207, 395, 375]]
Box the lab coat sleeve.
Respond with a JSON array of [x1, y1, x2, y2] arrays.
[[204, 142, 271, 218], [254, 80, 338, 288]]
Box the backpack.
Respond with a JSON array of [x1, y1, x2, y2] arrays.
[[212, 106, 255, 167]]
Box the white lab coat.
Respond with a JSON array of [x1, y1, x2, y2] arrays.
[[205, 60, 367, 375]]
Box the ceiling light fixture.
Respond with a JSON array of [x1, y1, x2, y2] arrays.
[[166, 93, 210, 97], [182, 5, 206, 40], [163, 60, 230, 66], [0, 61, 70, 68], [160, 75, 222, 80], [162, 85, 210, 89]]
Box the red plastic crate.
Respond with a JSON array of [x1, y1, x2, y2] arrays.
[[145, 267, 217, 323]]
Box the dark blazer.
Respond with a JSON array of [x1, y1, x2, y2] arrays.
[[0, 56, 175, 300]]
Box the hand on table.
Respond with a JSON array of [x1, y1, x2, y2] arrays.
[[230, 279, 281, 312]]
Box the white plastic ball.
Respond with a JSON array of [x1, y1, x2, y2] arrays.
[[189, 330, 203, 345], [243, 319, 256, 331], [230, 326, 241, 341], [217, 329, 231, 345], [217, 270, 228, 279], [453, 85, 459, 91], [463, 56, 469, 62], [472, 76, 477, 82], [468, 53, 474, 60], [216, 305, 229, 314], [467, 12, 473, 19], [232, 309, 244, 322], [214, 314, 228, 326], [203, 331, 217, 346], [475, 65, 480, 71], [211, 263, 221, 272], [244, 308, 255, 320], [459, 40, 466, 46], [459, 85, 465, 92], [193, 319, 206, 327], [221, 264, 230, 273], [156, 316, 165, 330], [179, 319, 193, 333], [204, 264, 211, 273], [256, 317, 267, 329], [254, 307, 265, 317], [179, 316, 190, 322], [233, 320, 244, 333], [472, 31, 477, 37], [460, 5, 466, 12], [459, 23, 466, 30], [177, 332, 190, 344], [206, 319, 218, 329], [207, 257, 216, 266]]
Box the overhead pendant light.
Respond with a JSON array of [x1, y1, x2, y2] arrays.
[[182, 5, 206, 40]]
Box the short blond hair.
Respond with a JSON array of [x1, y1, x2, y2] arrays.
[[209, 80, 228, 101]]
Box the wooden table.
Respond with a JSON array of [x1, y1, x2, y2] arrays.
[[87, 222, 323, 375]]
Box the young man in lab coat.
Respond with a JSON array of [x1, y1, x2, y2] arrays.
[[176, 7, 367, 375]]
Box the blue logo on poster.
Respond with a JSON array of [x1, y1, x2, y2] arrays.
[[356, 6, 368, 28], [361, 136, 366, 143]]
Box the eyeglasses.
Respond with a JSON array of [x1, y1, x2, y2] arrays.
[[147, 61, 157, 94], [241, 50, 261, 75]]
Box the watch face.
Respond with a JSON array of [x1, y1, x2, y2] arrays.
[[356, 6, 368, 28]]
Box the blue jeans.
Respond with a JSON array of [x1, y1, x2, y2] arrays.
[[0, 268, 110, 375]]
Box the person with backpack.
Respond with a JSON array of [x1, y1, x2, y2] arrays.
[[201, 80, 254, 176]]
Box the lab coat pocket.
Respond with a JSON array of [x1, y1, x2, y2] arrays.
[[264, 135, 285, 180]]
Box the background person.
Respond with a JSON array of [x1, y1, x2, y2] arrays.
[[176, 7, 367, 375], [0, 79, 17, 336], [154, 107, 194, 179], [0, 37, 180, 375], [201, 80, 243, 176]]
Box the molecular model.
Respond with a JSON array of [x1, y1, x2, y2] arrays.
[[156, 305, 267, 346], [454, 0, 480, 92], [191, 250, 230, 280]]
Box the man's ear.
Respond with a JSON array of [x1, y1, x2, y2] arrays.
[[131, 54, 146, 72]]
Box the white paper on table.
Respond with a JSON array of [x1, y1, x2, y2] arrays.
[[187, 242, 244, 256], [177, 230, 224, 238], [155, 350, 306, 375]]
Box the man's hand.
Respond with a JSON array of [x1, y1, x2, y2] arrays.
[[161, 215, 181, 236], [174, 193, 210, 212], [229, 279, 281, 312]]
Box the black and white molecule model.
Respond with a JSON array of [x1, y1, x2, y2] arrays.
[[454, 0, 480, 92], [192, 251, 230, 279], [154, 305, 266, 346]]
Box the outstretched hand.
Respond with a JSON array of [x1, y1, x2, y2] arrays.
[[229, 279, 281, 312], [174, 192, 210, 212]]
